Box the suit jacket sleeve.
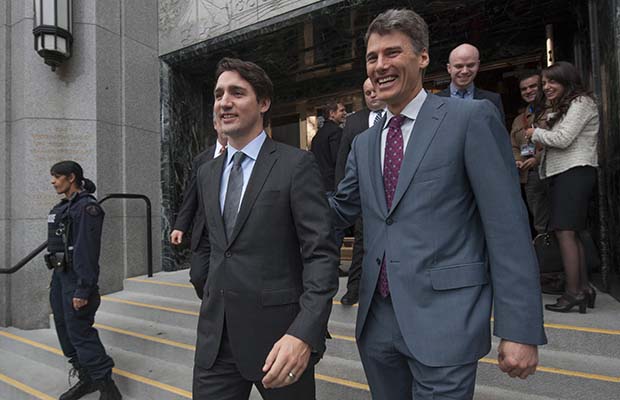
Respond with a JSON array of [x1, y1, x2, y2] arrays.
[[286, 151, 339, 351], [464, 101, 547, 346], [173, 149, 212, 232], [191, 163, 211, 299]]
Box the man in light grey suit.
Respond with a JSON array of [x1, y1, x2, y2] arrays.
[[330, 9, 547, 399]]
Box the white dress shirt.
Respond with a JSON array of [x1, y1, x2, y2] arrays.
[[368, 109, 386, 128], [219, 131, 267, 214], [380, 90, 428, 169]]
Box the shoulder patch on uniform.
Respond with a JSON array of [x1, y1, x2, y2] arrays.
[[86, 204, 102, 216]]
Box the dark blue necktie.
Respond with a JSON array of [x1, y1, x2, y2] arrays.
[[223, 151, 245, 240]]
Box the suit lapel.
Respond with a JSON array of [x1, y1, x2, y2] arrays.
[[205, 152, 227, 245], [368, 117, 388, 216], [388, 95, 447, 216], [226, 138, 277, 248]]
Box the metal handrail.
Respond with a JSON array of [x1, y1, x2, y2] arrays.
[[0, 193, 153, 277]]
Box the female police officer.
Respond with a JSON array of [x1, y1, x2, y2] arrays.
[[46, 161, 122, 400]]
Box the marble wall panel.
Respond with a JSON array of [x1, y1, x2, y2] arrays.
[[0, 24, 6, 124], [124, 126, 162, 217], [159, 0, 331, 55], [10, 118, 97, 220], [95, 26, 122, 126], [124, 215, 163, 278], [9, 218, 51, 329], [73, 0, 121, 35], [123, 37, 160, 133], [10, 20, 98, 122], [99, 216, 126, 294], [0, 122, 7, 220], [0, 0, 6, 26], [124, 0, 159, 50], [161, 64, 207, 271], [96, 122, 124, 217], [10, 0, 32, 26], [0, 219, 8, 326]]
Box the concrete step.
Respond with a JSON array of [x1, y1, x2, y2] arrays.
[[0, 328, 191, 399], [99, 290, 200, 328]]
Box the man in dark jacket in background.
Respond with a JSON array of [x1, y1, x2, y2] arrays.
[[311, 101, 346, 193]]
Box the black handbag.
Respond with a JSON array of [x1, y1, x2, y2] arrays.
[[533, 232, 563, 273], [533, 230, 601, 273]]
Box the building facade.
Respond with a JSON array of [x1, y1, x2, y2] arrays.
[[1, 0, 619, 329]]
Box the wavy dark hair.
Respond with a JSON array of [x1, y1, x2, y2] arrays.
[[541, 61, 592, 127], [215, 57, 273, 128], [50, 160, 96, 193]]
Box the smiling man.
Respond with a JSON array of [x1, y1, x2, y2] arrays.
[[510, 71, 549, 234], [329, 9, 546, 400], [192, 58, 338, 400], [437, 43, 505, 122]]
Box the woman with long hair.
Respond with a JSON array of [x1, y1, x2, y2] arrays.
[[46, 161, 122, 399], [525, 61, 599, 313]]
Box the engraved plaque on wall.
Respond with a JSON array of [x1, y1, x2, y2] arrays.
[[160, 0, 326, 55]]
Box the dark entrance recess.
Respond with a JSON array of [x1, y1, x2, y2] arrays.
[[160, 0, 618, 299], [271, 114, 301, 148]]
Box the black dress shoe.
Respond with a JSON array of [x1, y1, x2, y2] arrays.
[[340, 291, 359, 306], [96, 379, 122, 400], [545, 292, 587, 314], [59, 379, 96, 400]]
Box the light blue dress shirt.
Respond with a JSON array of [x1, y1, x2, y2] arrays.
[[449, 82, 475, 100], [219, 131, 267, 214]]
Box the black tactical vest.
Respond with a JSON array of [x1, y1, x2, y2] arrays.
[[47, 200, 70, 253]]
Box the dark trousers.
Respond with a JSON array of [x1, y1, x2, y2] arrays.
[[358, 294, 477, 400], [193, 325, 316, 400], [50, 271, 114, 381], [346, 218, 364, 293]]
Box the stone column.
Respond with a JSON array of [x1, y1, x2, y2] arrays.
[[1, 0, 161, 329]]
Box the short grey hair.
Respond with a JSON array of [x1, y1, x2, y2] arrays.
[[365, 9, 429, 54]]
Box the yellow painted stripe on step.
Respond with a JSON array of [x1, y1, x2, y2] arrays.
[[112, 368, 192, 398], [316, 373, 369, 391], [329, 334, 356, 342], [0, 330, 63, 355], [0, 373, 56, 400], [332, 300, 359, 307], [479, 358, 620, 383], [126, 278, 361, 309], [101, 296, 199, 316], [127, 277, 194, 288], [0, 330, 193, 398], [543, 322, 620, 336], [94, 323, 195, 351]]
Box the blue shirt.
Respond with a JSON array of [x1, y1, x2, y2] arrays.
[[449, 82, 475, 100], [219, 131, 267, 214]]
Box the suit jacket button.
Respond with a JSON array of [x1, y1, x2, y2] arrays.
[[225, 251, 232, 258], [376, 258, 381, 265], [386, 218, 393, 225]]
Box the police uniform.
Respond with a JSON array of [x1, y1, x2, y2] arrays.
[[47, 191, 115, 386]]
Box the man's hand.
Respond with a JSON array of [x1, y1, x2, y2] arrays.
[[72, 297, 88, 310], [518, 158, 538, 171], [497, 339, 538, 379], [262, 334, 311, 389], [170, 229, 184, 245], [515, 160, 523, 169], [524, 127, 535, 141]]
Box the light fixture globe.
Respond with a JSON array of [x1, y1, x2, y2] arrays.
[[33, 0, 73, 71]]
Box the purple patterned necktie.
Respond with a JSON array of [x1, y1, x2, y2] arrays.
[[378, 114, 406, 297]]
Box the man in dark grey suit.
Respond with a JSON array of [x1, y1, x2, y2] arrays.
[[436, 43, 505, 122], [335, 78, 385, 305], [330, 9, 546, 400], [193, 57, 339, 400], [171, 127, 227, 299]]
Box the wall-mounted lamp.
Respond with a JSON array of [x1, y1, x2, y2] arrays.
[[33, 0, 73, 71]]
